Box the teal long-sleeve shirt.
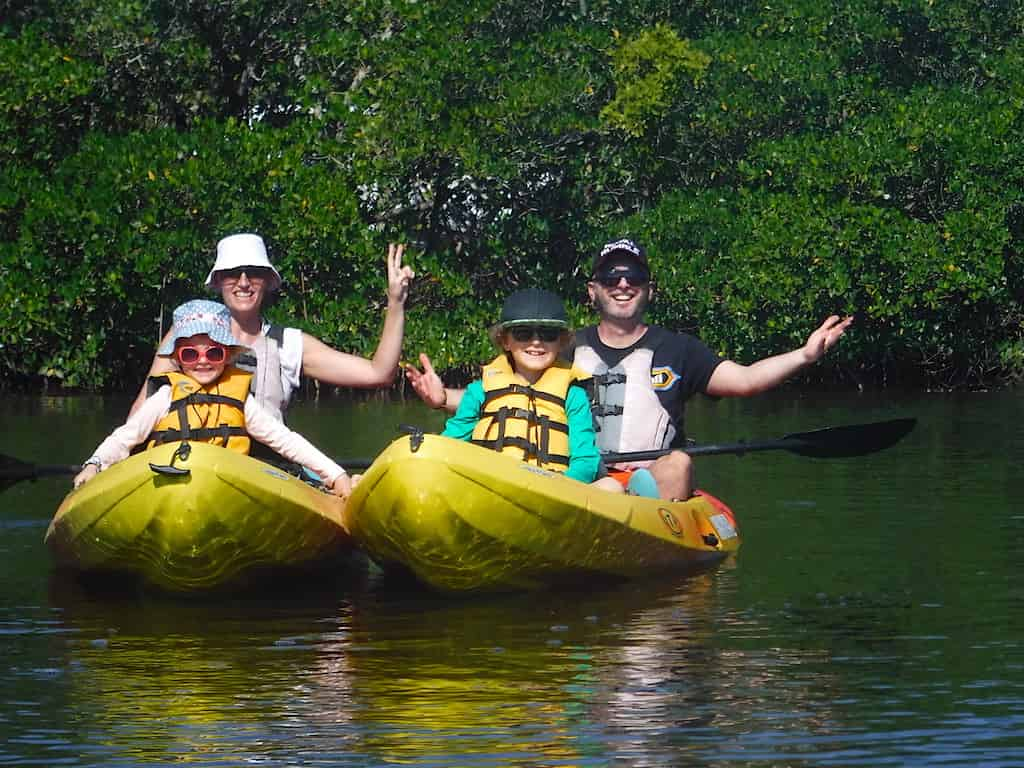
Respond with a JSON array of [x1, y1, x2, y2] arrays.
[[441, 380, 601, 483]]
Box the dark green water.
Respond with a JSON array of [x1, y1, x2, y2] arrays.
[[2, 390, 1022, 767]]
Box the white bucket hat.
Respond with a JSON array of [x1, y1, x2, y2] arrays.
[[204, 233, 283, 290], [157, 300, 247, 355]]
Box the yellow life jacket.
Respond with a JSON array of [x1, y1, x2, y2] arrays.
[[147, 367, 252, 454], [470, 353, 589, 471]]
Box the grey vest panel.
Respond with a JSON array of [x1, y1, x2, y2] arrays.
[[573, 344, 675, 459], [235, 324, 287, 422]]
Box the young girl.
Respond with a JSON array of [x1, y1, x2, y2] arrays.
[[440, 288, 618, 489], [73, 299, 352, 498]]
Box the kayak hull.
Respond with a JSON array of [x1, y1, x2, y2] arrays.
[[344, 435, 740, 592], [45, 442, 355, 592]]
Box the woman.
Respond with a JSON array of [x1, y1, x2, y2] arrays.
[[130, 233, 413, 420]]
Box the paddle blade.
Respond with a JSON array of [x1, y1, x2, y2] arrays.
[[0, 453, 81, 492], [0, 453, 38, 492], [782, 417, 917, 458]]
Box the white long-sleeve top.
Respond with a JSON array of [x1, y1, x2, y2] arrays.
[[84, 386, 346, 486]]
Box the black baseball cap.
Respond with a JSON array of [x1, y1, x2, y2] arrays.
[[592, 238, 649, 275]]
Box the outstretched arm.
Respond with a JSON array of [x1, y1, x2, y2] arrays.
[[78, 388, 172, 486], [707, 315, 853, 397], [404, 352, 463, 413], [244, 397, 352, 498], [302, 243, 414, 389]]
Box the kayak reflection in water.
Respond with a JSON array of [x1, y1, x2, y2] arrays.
[[74, 300, 352, 499], [434, 287, 621, 492]]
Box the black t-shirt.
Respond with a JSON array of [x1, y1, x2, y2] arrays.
[[569, 325, 724, 436]]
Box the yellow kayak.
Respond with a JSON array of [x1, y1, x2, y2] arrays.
[[45, 441, 355, 592], [344, 434, 741, 592]]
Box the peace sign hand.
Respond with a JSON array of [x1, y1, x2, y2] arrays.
[[386, 243, 415, 305]]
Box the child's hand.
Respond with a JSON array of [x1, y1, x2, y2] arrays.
[[73, 464, 99, 489], [404, 353, 447, 409], [330, 472, 353, 499]]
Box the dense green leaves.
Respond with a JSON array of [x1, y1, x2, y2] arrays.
[[2, 0, 1024, 391]]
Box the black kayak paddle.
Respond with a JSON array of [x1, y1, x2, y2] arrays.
[[602, 417, 917, 464]]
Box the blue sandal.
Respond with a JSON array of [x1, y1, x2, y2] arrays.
[[626, 468, 660, 498]]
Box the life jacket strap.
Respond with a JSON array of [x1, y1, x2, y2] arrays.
[[471, 436, 570, 467], [592, 372, 627, 386], [473, 406, 569, 466], [478, 407, 569, 434], [538, 414, 551, 463], [180, 392, 247, 409], [150, 425, 248, 447], [481, 383, 566, 409]]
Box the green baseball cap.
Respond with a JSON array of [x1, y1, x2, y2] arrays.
[[497, 289, 569, 328]]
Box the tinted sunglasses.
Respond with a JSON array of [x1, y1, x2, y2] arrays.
[[217, 266, 275, 282], [176, 345, 227, 365], [594, 268, 650, 288], [509, 325, 562, 343]]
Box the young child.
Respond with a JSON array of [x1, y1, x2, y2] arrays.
[[73, 299, 352, 498], [440, 288, 618, 489]]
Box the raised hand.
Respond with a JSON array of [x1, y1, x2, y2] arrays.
[[802, 315, 853, 363], [404, 352, 447, 409], [386, 243, 415, 305]]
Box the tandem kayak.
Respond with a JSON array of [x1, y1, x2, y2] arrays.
[[45, 441, 355, 592], [344, 434, 741, 592]]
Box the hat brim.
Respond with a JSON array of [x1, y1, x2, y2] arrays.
[[157, 321, 248, 356], [499, 319, 568, 328], [592, 251, 649, 276], [488, 321, 571, 346]]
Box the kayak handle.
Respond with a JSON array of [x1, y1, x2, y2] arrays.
[[149, 441, 193, 477]]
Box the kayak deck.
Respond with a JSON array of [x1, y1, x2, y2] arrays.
[[45, 442, 355, 592], [344, 434, 740, 592]]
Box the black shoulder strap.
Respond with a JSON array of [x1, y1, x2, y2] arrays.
[[183, 392, 247, 409], [147, 375, 171, 397], [266, 324, 286, 345]]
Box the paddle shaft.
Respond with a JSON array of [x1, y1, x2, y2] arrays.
[[602, 417, 916, 464], [604, 439, 805, 462], [30, 464, 83, 477], [0, 459, 82, 492]]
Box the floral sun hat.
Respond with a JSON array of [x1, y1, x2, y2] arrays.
[[156, 299, 247, 356]]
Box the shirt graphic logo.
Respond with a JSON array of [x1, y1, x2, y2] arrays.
[[651, 366, 680, 391]]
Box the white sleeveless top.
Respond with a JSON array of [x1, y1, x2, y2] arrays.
[[235, 322, 303, 422]]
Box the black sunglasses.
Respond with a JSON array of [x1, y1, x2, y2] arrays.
[[217, 266, 275, 282], [594, 268, 650, 288], [509, 325, 562, 343]]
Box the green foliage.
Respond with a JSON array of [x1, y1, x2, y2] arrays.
[[2, 0, 1024, 391], [0, 28, 99, 165], [600, 23, 711, 137]]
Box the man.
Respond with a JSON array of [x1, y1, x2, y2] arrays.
[[406, 237, 851, 499]]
